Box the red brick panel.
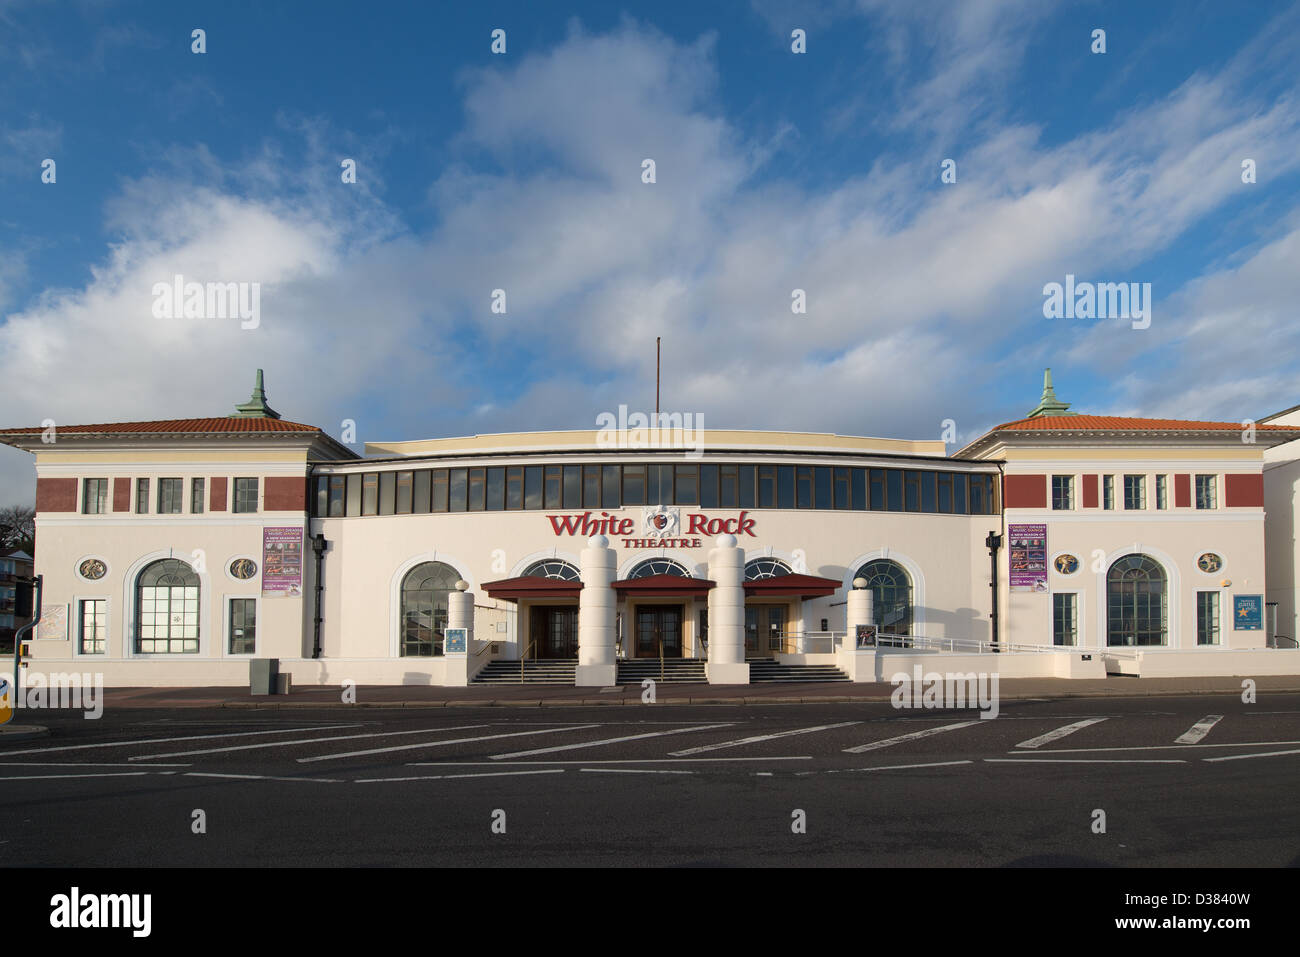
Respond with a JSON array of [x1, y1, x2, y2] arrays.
[[1174, 474, 1191, 508], [1002, 474, 1047, 509], [1224, 473, 1264, 508], [35, 477, 77, 512], [1081, 474, 1098, 508], [264, 476, 307, 511], [210, 476, 228, 512], [112, 477, 131, 512]]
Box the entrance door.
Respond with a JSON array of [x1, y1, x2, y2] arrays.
[[529, 606, 578, 659], [634, 606, 683, 658], [745, 605, 786, 656]]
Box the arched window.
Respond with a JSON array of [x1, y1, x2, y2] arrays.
[[628, 558, 690, 579], [401, 561, 460, 657], [136, 558, 200, 653], [1107, 554, 1167, 646], [744, 557, 792, 580], [855, 560, 913, 635], [523, 559, 581, 581]]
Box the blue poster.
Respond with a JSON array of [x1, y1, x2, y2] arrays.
[[1233, 595, 1263, 630], [444, 628, 467, 654]]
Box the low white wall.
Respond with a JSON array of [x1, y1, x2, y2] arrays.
[[857, 650, 1107, 681], [1136, 648, 1300, 677]]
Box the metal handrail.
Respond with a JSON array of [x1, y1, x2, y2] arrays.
[[520, 639, 535, 680], [867, 632, 1141, 658]]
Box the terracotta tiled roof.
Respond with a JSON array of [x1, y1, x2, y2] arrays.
[[991, 415, 1300, 432], [0, 417, 323, 436]]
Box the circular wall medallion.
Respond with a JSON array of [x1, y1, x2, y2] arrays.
[[229, 558, 259, 580], [78, 558, 107, 580], [1197, 553, 1223, 573], [1053, 554, 1080, 575]]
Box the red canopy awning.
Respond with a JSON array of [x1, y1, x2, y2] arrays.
[[480, 574, 583, 603], [743, 573, 841, 599], [611, 573, 715, 598]]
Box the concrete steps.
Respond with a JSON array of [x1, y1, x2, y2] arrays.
[[746, 658, 850, 683], [473, 659, 577, 685]]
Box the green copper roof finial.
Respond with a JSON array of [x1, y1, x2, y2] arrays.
[[231, 368, 281, 419], [1026, 367, 1075, 418]]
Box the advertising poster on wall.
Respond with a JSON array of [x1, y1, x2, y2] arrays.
[[262, 527, 304, 597], [1233, 595, 1263, 630], [1009, 523, 1048, 592]]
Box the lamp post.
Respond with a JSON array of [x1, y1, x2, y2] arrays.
[[985, 532, 1002, 651]]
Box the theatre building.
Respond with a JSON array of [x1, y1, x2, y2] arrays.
[[3, 370, 1299, 687]]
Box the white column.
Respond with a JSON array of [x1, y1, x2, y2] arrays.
[[707, 534, 749, 684], [444, 582, 474, 686], [843, 578, 875, 682], [577, 534, 617, 686]]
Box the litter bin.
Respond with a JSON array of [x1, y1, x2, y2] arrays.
[[250, 658, 279, 696]]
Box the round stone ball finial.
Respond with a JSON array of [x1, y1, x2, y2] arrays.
[[588, 534, 609, 549], [455, 580, 469, 592], [715, 533, 738, 548], [852, 577, 868, 589]]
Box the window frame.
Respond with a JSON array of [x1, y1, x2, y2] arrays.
[[232, 477, 259, 514]]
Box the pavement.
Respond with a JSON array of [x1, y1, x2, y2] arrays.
[[65, 674, 1300, 709]]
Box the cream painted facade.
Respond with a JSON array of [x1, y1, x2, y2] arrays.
[[6, 375, 1300, 687]]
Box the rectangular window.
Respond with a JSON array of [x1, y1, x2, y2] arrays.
[[602, 465, 621, 508], [850, 468, 866, 510], [1123, 474, 1146, 510], [506, 467, 524, 510], [653, 464, 674, 505], [229, 598, 257, 655], [1053, 593, 1077, 647], [379, 472, 397, 514], [700, 465, 719, 508], [1155, 474, 1167, 510], [795, 467, 813, 508], [904, 471, 921, 512], [82, 478, 108, 514], [1196, 591, 1220, 646], [192, 477, 206, 514], [833, 468, 852, 510], [345, 474, 361, 516], [328, 476, 345, 517], [583, 466, 601, 508], [466, 468, 485, 511], [969, 475, 989, 515], [758, 466, 778, 508], [136, 478, 150, 514], [431, 470, 449, 512], [777, 466, 795, 509], [544, 466, 563, 508], [738, 466, 755, 508], [885, 470, 902, 512], [157, 478, 183, 514], [314, 476, 328, 517], [920, 472, 936, 512], [621, 465, 645, 506], [1102, 475, 1114, 510], [952, 473, 968, 514], [486, 468, 505, 511], [815, 467, 833, 510], [361, 473, 379, 516], [869, 469, 886, 511], [524, 466, 543, 509], [79, 599, 106, 654], [938, 473, 953, 513], [413, 471, 432, 513], [448, 469, 468, 512], [233, 477, 259, 514], [562, 465, 582, 508], [396, 471, 414, 513], [1051, 475, 1074, 510], [1195, 474, 1217, 510], [674, 465, 698, 505]]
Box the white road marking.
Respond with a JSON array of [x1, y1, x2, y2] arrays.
[[0, 772, 154, 781], [489, 724, 732, 760], [843, 721, 981, 754], [0, 724, 365, 757], [355, 769, 565, 783], [580, 768, 695, 775], [0, 761, 191, 767], [1176, 714, 1224, 745], [987, 758, 1188, 764], [840, 760, 974, 772], [1016, 739, 1300, 755], [298, 725, 601, 763], [667, 721, 861, 756], [1015, 718, 1108, 750], [131, 724, 490, 761], [1202, 747, 1300, 763], [184, 772, 343, 784], [410, 756, 812, 765]]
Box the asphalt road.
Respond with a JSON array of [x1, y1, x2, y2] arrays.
[[3, 693, 1300, 867]]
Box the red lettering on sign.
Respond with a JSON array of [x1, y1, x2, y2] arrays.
[[737, 510, 756, 536]]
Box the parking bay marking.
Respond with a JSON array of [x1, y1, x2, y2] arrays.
[[667, 721, 861, 756], [1176, 715, 1223, 745], [298, 724, 602, 763], [843, 721, 981, 754], [490, 724, 734, 760], [0, 724, 366, 758], [1015, 739, 1300, 755], [1016, 718, 1109, 750], [1202, 747, 1300, 763], [355, 769, 566, 783], [131, 724, 491, 761]]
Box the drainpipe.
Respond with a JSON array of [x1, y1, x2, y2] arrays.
[[311, 532, 326, 659], [988, 461, 1007, 652]]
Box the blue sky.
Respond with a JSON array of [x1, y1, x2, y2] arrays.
[[3, 0, 1300, 504]]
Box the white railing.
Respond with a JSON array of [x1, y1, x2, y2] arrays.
[[867, 632, 1139, 659]]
